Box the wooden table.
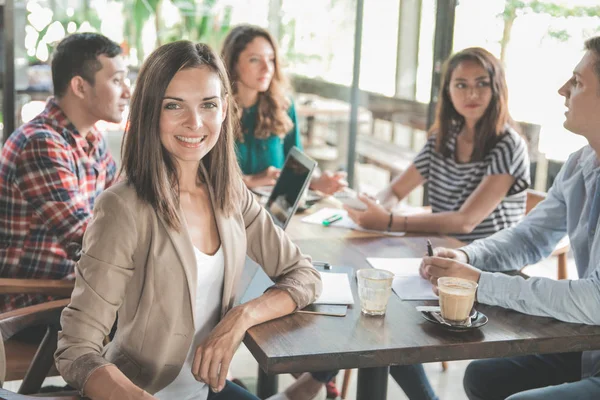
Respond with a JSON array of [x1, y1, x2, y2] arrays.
[[243, 209, 600, 400]]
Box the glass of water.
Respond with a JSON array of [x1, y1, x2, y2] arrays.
[[356, 269, 394, 316]]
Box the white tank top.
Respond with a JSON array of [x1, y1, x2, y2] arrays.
[[155, 245, 224, 400]]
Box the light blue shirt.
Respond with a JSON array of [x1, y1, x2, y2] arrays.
[[462, 144, 600, 378]]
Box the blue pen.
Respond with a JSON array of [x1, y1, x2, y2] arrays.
[[322, 214, 342, 226]]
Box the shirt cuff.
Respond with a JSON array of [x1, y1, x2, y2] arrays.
[[460, 245, 478, 267], [476, 271, 512, 305], [270, 276, 322, 310], [59, 352, 113, 395]]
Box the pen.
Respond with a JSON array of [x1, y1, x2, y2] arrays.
[[322, 214, 342, 226], [427, 239, 434, 257], [313, 261, 332, 270]]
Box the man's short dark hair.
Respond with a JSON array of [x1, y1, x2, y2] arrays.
[[51, 33, 123, 98], [585, 36, 600, 84]]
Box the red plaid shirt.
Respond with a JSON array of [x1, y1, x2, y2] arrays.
[[0, 98, 117, 311]]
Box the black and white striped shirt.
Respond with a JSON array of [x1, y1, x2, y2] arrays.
[[414, 128, 530, 242]]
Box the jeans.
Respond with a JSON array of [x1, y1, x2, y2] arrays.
[[390, 364, 438, 400], [207, 380, 259, 400], [311, 370, 339, 383], [464, 352, 600, 400], [310, 364, 437, 400]]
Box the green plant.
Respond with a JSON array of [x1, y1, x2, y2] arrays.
[[25, 1, 102, 64], [499, 0, 600, 62]]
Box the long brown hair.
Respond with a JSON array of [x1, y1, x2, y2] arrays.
[[430, 47, 517, 162], [221, 24, 293, 140], [121, 41, 241, 230]]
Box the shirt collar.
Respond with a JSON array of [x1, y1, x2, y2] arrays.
[[43, 97, 101, 155], [580, 145, 599, 180]]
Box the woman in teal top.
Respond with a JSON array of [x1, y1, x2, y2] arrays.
[[236, 100, 301, 176], [222, 24, 346, 195]]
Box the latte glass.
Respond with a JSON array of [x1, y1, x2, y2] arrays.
[[437, 277, 478, 323]]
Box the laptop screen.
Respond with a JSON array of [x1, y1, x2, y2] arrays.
[[265, 147, 316, 230]]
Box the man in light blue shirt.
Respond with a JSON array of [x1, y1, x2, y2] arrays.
[[421, 36, 600, 400]]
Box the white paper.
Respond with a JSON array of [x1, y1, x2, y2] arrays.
[[392, 276, 437, 300], [301, 208, 406, 237], [313, 271, 355, 305], [366, 257, 422, 276], [367, 257, 438, 301]]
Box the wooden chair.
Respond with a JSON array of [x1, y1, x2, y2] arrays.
[[0, 328, 79, 400], [525, 189, 570, 280], [0, 310, 80, 400], [0, 278, 74, 395]]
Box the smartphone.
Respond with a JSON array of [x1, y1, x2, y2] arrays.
[[333, 190, 367, 211], [298, 304, 348, 317]]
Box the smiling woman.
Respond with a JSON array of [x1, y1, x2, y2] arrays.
[[54, 40, 322, 400], [159, 68, 227, 165]]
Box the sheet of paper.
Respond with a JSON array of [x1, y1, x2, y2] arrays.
[[301, 208, 406, 237], [313, 271, 355, 305], [366, 257, 422, 277], [367, 257, 438, 300], [391, 276, 437, 300]]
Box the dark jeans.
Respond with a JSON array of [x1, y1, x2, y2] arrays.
[[464, 352, 600, 400], [311, 370, 339, 383], [390, 364, 438, 400], [310, 364, 437, 400], [207, 380, 259, 400]]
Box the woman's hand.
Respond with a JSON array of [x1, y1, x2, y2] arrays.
[[192, 306, 249, 393], [244, 166, 281, 188], [310, 171, 348, 195], [421, 254, 481, 289], [344, 194, 389, 231], [419, 247, 469, 280], [84, 365, 158, 400]]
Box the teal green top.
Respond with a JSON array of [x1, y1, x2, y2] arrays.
[[235, 100, 302, 175]]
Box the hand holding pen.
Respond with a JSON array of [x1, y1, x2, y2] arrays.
[[427, 239, 434, 257], [420, 239, 434, 280]]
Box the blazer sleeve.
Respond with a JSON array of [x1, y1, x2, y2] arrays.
[[241, 184, 322, 309], [55, 190, 138, 393]]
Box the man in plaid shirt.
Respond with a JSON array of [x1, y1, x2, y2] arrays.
[[0, 33, 131, 311]]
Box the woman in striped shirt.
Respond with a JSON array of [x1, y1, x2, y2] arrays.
[[345, 47, 530, 400], [347, 47, 530, 243]]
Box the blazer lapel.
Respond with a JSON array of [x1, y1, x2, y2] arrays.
[[159, 210, 198, 328]]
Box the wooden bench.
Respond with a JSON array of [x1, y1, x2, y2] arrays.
[[355, 135, 416, 179]]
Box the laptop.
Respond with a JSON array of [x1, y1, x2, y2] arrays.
[[264, 146, 317, 230]]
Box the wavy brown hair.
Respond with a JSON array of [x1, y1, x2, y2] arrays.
[[221, 24, 293, 140], [430, 47, 518, 162], [121, 41, 241, 230]]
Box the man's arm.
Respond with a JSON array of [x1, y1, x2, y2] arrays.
[[14, 135, 92, 246], [462, 161, 569, 272], [477, 270, 600, 325]]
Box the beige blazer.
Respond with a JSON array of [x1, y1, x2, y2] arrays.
[[54, 180, 321, 395]]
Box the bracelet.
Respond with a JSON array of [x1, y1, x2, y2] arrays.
[[387, 212, 394, 232]]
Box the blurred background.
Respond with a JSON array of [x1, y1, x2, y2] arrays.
[[2, 0, 599, 203]]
